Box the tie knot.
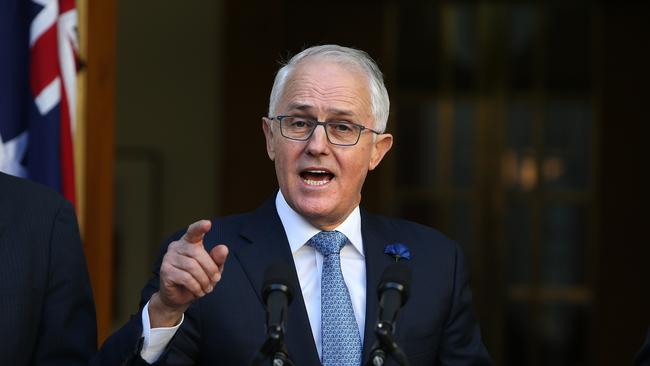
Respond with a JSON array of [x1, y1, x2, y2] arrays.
[[308, 230, 348, 256]]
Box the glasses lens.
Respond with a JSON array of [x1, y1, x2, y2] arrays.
[[280, 117, 314, 140], [326, 122, 361, 145]]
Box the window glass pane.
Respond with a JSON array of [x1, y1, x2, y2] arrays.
[[504, 102, 535, 192], [543, 100, 592, 190], [450, 3, 478, 90], [541, 203, 587, 286], [450, 198, 474, 259], [545, 3, 592, 91], [505, 200, 531, 285], [452, 101, 474, 188], [539, 302, 589, 366], [396, 2, 440, 90], [395, 101, 438, 188], [508, 4, 538, 90], [505, 302, 530, 365]]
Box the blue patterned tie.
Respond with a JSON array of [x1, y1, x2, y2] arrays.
[[308, 231, 362, 366]]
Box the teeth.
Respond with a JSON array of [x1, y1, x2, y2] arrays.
[[307, 170, 328, 174], [303, 178, 330, 186]]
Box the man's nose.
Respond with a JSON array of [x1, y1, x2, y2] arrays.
[[305, 124, 330, 154]]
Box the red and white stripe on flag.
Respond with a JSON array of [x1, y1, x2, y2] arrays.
[[29, 0, 79, 204]]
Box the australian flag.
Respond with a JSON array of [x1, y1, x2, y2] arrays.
[[0, 0, 78, 205]]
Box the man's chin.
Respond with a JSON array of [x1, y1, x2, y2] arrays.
[[292, 200, 341, 229], [293, 200, 333, 219]]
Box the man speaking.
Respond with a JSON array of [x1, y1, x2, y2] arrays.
[[95, 45, 491, 365]]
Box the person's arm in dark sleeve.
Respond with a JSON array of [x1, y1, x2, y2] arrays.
[[31, 200, 97, 365], [635, 327, 650, 366], [92, 230, 204, 366]]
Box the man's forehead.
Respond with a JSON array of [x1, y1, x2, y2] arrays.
[[279, 65, 372, 117], [285, 103, 356, 117], [286, 56, 367, 85]]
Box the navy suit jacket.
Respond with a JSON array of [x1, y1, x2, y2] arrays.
[[96, 197, 491, 365], [0, 172, 96, 365]]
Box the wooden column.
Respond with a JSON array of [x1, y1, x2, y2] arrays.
[[83, 0, 116, 343]]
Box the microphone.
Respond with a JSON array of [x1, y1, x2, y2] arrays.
[[367, 262, 412, 366], [262, 262, 296, 334], [377, 262, 411, 329], [253, 262, 297, 366]]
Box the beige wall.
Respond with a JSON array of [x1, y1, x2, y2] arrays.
[[114, 0, 223, 326]]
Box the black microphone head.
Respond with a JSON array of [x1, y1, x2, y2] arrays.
[[262, 262, 296, 305], [378, 262, 412, 304]]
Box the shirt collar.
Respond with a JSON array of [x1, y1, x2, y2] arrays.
[[275, 190, 364, 257]]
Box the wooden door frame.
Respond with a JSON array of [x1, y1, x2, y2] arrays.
[[81, 0, 116, 342]]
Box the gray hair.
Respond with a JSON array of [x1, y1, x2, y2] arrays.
[[268, 44, 390, 132]]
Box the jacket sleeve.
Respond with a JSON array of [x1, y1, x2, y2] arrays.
[[31, 199, 98, 366], [92, 231, 201, 366], [635, 327, 650, 366]]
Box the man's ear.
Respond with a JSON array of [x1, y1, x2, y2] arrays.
[[262, 118, 275, 161], [368, 133, 393, 171]]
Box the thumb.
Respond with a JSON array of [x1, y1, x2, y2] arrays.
[[183, 220, 212, 244]]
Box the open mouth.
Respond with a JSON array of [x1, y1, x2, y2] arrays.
[[299, 169, 335, 186]]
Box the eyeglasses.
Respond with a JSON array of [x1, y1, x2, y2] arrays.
[[267, 115, 381, 146]]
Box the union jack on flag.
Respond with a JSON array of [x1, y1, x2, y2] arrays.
[[0, 0, 79, 205]]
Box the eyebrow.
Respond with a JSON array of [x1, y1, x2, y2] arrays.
[[285, 103, 356, 118]]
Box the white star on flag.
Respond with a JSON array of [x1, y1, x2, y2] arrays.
[[0, 131, 29, 177]]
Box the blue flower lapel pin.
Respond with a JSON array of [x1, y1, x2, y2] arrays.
[[384, 243, 411, 262]]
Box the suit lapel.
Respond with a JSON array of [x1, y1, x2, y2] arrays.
[[234, 198, 321, 366], [233, 200, 400, 365], [360, 210, 398, 362]]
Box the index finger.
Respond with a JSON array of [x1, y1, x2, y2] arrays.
[[182, 220, 212, 244]]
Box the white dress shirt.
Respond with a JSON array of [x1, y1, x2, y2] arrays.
[[275, 190, 366, 358], [140, 190, 366, 362]]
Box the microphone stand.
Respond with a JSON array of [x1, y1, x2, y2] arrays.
[[251, 324, 295, 366], [366, 321, 410, 366]]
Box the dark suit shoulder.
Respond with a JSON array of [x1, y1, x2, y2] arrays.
[[0, 171, 67, 213], [0, 175, 95, 366], [160, 209, 252, 241], [363, 210, 458, 255], [155, 210, 257, 258], [0, 172, 73, 251], [211, 210, 252, 231], [373, 213, 451, 239]]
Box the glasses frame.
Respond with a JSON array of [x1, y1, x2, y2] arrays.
[[267, 115, 382, 146]]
